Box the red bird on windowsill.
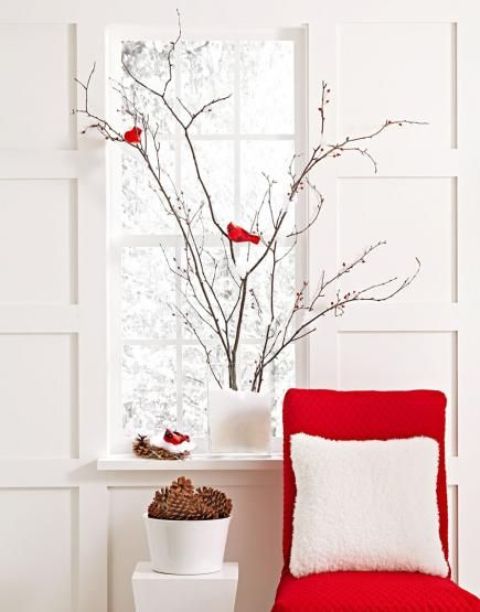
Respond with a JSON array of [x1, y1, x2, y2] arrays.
[[164, 429, 190, 445], [227, 222, 260, 245]]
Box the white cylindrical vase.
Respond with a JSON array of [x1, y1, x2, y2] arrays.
[[144, 514, 231, 575], [208, 389, 271, 453]]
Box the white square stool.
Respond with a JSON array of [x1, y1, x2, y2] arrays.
[[132, 562, 239, 612]]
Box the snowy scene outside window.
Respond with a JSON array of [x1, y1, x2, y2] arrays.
[[114, 35, 301, 440]]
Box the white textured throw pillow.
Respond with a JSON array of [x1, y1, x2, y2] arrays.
[[290, 434, 449, 578]]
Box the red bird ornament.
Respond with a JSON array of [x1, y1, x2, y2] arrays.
[[227, 222, 260, 245], [124, 126, 142, 144], [164, 429, 190, 445]]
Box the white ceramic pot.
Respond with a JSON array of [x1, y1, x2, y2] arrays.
[[208, 389, 271, 453], [144, 514, 231, 575]]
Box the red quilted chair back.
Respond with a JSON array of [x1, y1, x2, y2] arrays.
[[282, 389, 449, 567]]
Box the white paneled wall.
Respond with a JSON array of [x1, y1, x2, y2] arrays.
[[0, 24, 76, 150], [338, 332, 458, 454], [0, 2, 479, 612], [0, 333, 78, 457], [338, 22, 456, 149], [0, 488, 76, 612], [0, 180, 77, 303], [338, 178, 457, 303]]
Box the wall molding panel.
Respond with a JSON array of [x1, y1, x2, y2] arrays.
[[0, 2, 479, 611]]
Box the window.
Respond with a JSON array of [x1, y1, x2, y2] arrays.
[[108, 28, 306, 451]]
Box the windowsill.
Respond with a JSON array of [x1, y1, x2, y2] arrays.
[[97, 454, 459, 482], [97, 452, 283, 471]]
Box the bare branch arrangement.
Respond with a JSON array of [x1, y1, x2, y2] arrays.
[[75, 15, 422, 393]]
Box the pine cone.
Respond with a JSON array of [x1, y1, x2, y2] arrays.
[[170, 476, 195, 497], [133, 435, 152, 457], [166, 492, 202, 520], [147, 489, 169, 518], [196, 502, 219, 521], [147, 478, 233, 520], [197, 486, 233, 519]]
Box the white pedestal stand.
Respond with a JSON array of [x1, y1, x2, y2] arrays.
[[132, 562, 239, 612]]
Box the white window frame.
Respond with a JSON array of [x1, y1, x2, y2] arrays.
[[107, 25, 308, 453]]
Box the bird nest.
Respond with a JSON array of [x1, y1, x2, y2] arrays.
[[132, 435, 190, 461]]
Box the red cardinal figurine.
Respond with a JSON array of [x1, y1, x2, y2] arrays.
[[164, 429, 190, 445], [227, 222, 260, 245], [124, 127, 142, 144]]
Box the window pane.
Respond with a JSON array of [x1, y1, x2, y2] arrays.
[[240, 41, 295, 134], [121, 247, 176, 339], [122, 344, 177, 433], [182, 345, 208, 436], [181, 139, 235, 228], [179, 246, 238, 350], [240, 140, 295, 232], [243, 246, 296, 340], [180, 41, 235, 134], [121, 40, 176, 134], [120, 146, 176, 234], [117, 34, 299, 441]]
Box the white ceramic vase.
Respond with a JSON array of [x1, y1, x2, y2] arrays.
[[208, 388, 271, 453], [144, 514, 231, 575]]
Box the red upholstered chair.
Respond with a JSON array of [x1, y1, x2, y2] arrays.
[[272, 389, 480, 611]]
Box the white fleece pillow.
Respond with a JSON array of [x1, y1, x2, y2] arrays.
[[290, 434, 449, 578]]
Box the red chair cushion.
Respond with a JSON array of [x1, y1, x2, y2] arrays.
[[282, 389, 449, 568], [272, 570, 480, 611]]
